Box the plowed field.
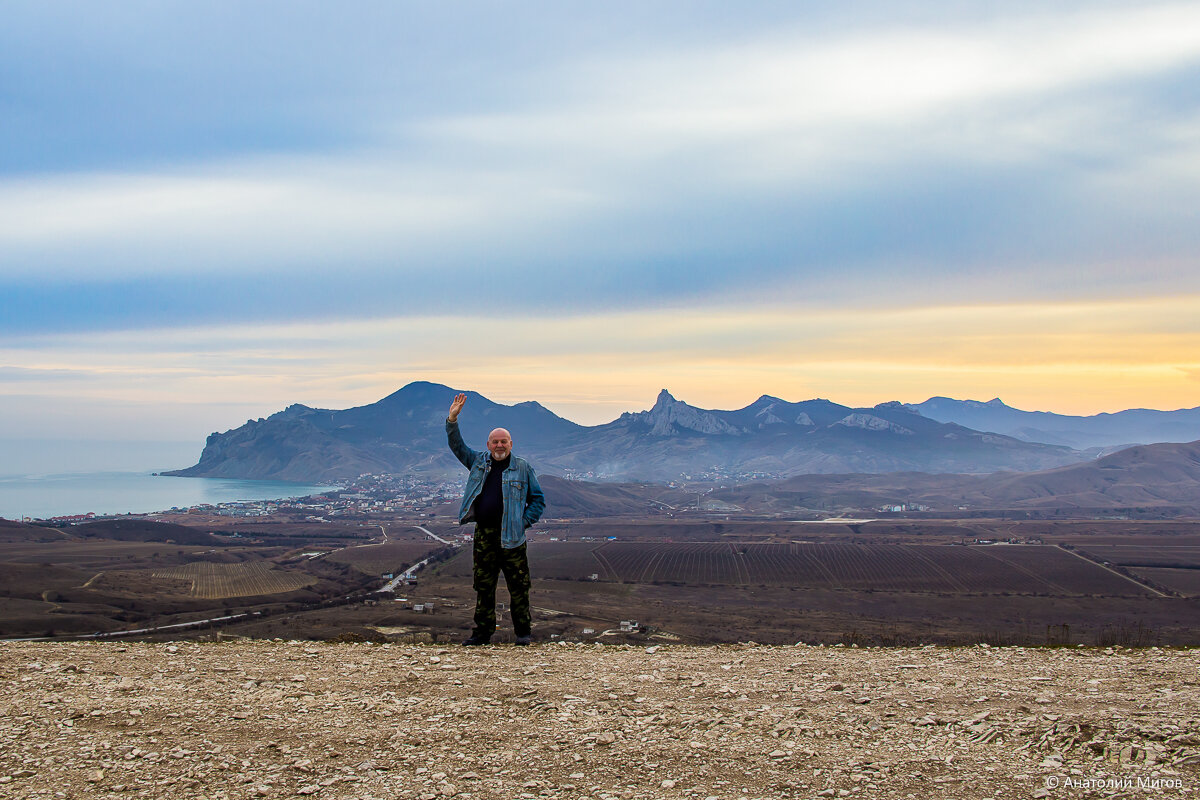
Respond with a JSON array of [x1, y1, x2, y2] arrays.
[[510, 542, 1157, 595], [152, 562, 316, 599]]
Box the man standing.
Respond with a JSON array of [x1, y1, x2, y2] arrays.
[[446, 392, 546, 646]]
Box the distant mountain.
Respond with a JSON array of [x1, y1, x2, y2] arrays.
[[168, 382, 1083, 483], [711, 439, 1200, 516], [908, 397, 1200, 450], [541, 390, 1078, 481], [166, 381, 583, 482], [976, 439, 1200, 510]]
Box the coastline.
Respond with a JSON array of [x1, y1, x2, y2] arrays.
[[0, 471, 339, 521]]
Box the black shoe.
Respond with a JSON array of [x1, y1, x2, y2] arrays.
[[462, 634, 491, 646], [514, 635, 532, 646]]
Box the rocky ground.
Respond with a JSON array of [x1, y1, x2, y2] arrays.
[[1, 641, 1197, 800]]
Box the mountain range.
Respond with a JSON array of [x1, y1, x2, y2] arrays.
[[711, 439, 1200, 517], [493, 440, 1200, 518], [169, 382, 1103, 483], [908, 397, 1200, 450]]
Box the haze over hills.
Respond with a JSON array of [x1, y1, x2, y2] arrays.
[[167, 382, 1083, 483], [976, 438, 1200, 510], [521, 440, 1200, 518], [547, 390, 1077, 480], [909, 396, 1200, 450], [709, 439, 1200, 517]]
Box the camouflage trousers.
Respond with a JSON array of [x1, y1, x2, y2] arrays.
[[472, 525, 531, 638]]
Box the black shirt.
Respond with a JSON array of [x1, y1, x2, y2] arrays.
[[472, 455, 510, 528]]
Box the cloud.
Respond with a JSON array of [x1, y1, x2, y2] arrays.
[[4, 2, 1200, 315], [0, 157, 599, 281], [426, 4, 1200, 173], [0, 366, 99, 383], [5, 293, 1198, 431]]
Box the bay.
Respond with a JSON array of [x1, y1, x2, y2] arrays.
[[0, 472, 340, 521]]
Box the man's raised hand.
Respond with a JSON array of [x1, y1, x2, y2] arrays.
[[448, 393, 467, 423]]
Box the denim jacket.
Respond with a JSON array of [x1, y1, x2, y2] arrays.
[[446, 419, 546, 548]]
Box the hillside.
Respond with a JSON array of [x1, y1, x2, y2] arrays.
[[0, 519, 65, 543], [909, 397, 1200, 449], [706, 440, 1200, 517], [0, 518, 227, 545], [978, 440, 1200, 509], [2, 641, 1196, 799], [167, 382, 1082, 483], [72, 519, 225, 546], [537, 475, 661, 518]]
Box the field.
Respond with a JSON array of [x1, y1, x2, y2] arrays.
[[1061, 537, 1200, 598], [0, 539, 218, 569], [7, 515, 1200, 646], [1073, 544, 1200, 568], [335, 518, 1200, 646], [1129, 567, 1200, 597], [323, 537, 456, 577], [150, 562, 317, 599], [445, 541, 1156, 596], [0, 519, 428, 638]]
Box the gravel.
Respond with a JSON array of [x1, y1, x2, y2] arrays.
[[1, 640, 1197, 799]]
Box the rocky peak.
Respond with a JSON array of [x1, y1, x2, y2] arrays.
[[874, 401, 921, 415], [268, 403, 316, 421], [961, 397, 1010, 409], [749, 396, 793, 426], [755, 407, 785, 425], [835, 413, 915, 435], [636, 390, 743, 436], [752, 394, 787, 406]]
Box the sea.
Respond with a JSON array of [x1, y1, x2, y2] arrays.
[[0, 471, 340, 521]]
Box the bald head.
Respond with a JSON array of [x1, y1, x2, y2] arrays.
[[487, 428, 512, 461]]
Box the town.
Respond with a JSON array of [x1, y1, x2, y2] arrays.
[[30, 473, 469, 525]]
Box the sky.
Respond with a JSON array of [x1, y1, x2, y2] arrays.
[[3, 1, 1200, 471]]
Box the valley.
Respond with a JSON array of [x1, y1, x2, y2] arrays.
[[5, 513, 1200, 648]]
